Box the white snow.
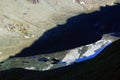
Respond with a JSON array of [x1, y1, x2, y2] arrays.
[[25, 66, 36, 70], [82, 39, 111, 57], [62, 48, 80, 65], [24, 36, 30, 38], [80, 1, 85, 5], [72, 0, 76, 2], [61, 38, 113, 65]]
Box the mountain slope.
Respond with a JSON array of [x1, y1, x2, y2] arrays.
[[0, 0, 118, 62]]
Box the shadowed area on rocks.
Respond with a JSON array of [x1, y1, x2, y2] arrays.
[[13, 3, 120, 57]]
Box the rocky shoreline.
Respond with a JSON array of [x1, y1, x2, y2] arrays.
[[0, 33, 119, 71], [0, 39, 120, 80]]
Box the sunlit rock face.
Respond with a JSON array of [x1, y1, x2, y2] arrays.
[[0, 0, 118, 61]]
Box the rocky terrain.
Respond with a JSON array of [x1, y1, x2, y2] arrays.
[[0, 39, 120, 80], [0, 0, 120, 80], [0, 0, 119, 61], [0, 33, 119, 71]]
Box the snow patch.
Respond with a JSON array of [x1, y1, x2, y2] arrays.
[[61, 38, 113, 65], [25, 66, 36, 70], [24, 36, 30, 38], [62, 48, 80, 65], [80, 1, 85, 5], [82, 39, 108, 57]]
